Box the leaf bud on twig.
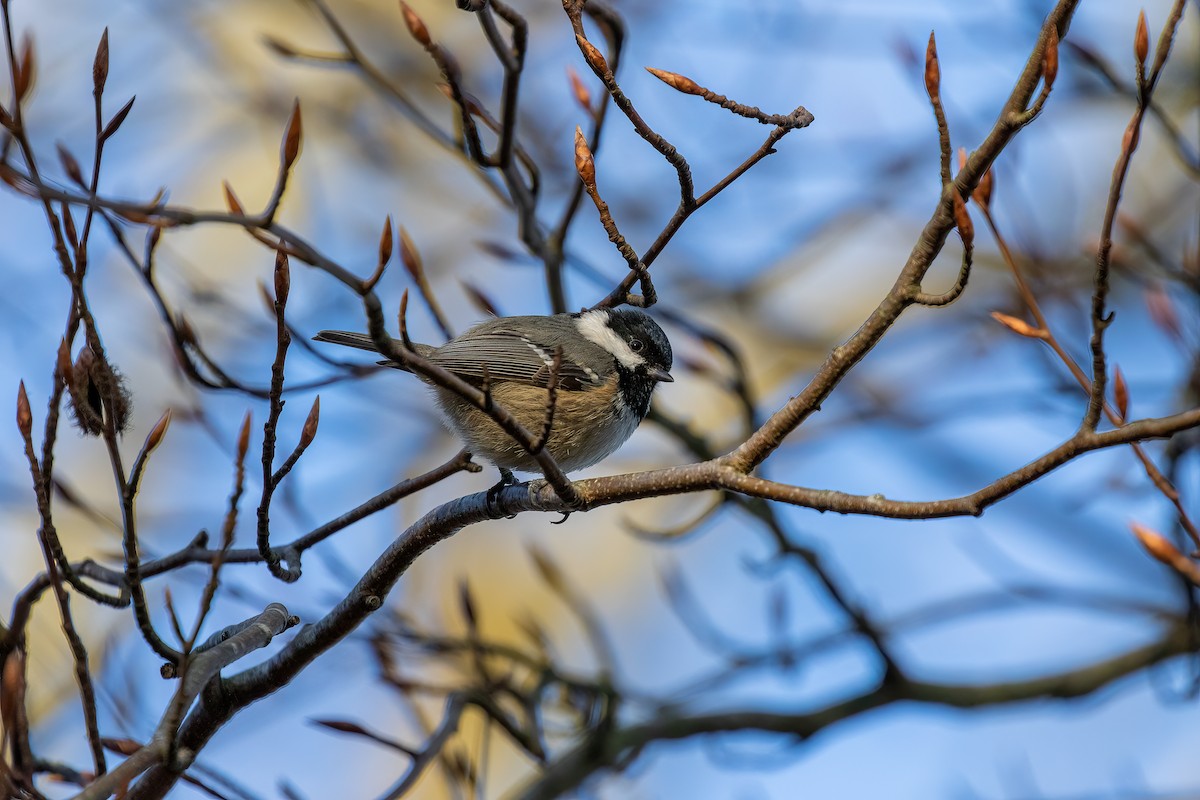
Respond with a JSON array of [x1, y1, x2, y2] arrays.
[[645, 66, 704, 96], [923, 31, 940, 100], [400, 2, 432, 47], [990, 311, 1046, 340], [573, 126, 595, 188], [1134, 10, 1149, 68]]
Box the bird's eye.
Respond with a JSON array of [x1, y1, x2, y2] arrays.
[[629, 338, 644, 353]]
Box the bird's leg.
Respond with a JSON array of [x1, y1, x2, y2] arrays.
[[486, 468, 518, 519]]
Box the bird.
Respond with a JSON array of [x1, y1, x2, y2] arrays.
[[313, 307, 673, 484]]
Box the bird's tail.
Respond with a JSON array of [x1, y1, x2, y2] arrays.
[[312, 330, 434, 370]]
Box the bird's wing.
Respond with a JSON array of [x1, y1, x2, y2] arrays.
[[431, 330, 602, 390]]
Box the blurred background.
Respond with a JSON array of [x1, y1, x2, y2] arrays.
[[1, 0, 1197, 797]]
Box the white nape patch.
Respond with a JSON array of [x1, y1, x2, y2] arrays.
[[576, 310, 643, 369]]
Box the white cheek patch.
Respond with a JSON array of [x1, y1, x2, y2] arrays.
[[576, 310, 644, 370]]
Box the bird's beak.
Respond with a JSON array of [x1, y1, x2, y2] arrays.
[[647, 367, 673, 383]]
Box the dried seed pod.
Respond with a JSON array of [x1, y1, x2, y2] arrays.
[[67, 346, 132, 436]]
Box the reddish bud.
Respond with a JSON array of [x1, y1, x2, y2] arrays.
[[575, 34, 609, 75], [573, 126, 595, 188], [991, 311, 1045, 339], [974, 167, 995, 208], [399, 227, 424, 281], [236, 411, 252, 463], [1042, 25, 1059, 89], [645, 66, 704, 96], [93, 28, 109, 96], [1112, 366, 1129, 422], [14, 34, 34, 103], [57, 338, 74, 386], [144, 409, 172, 454], [223, 181, 245, 215], [1134, 11, 1149, 67], [923, 31, 940, 100], [102, 738, 140, 757], [956, 147, 967, 173], [566, 66, 592, 110], [400, 2, 432, 47], [16, 380, 32, 438], [1122, 119, 1140, 154], [299, 396, 320, 449], [1131, 522, 1180, 566], [364, 215, 392, 292], [281, 99, 302, 172], [952, 193, 974, 247]]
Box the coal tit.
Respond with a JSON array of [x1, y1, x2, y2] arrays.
[[314, 308, 673, 475]]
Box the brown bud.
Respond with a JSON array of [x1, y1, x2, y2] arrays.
[[1134, 10, 1149, 67], [956, 147, 967, 172], [575, 34, 609, 75], [973, 167, 994, 208], [923, 31, 940, 100], [400, 2, 432, 47], [16, 380, 32, 438], [1121, 119, 1140, 154], [364, 215, 392, 292], [274, 250, 290, 307], [990, 311, 1045, 339], [952, 193, 974, 248], [60, 201, 79, 249], [101, 738, 140, 757], [14, 33, 34, 103], [1131, 522, 1180, 566], [573, 126, 595, 188], [57, 338, 74, 386], [566, 65, 592, 110], [56, 143, 84, 186], [143, 409, 172, 454], [1112, 366, 1129, 422], [100, 96, 135, 141], [1042, 25, 1059, 89], [379, 215, 394, 269], [399, 226, 423, 281], [645, 66, 704, 96], [460, 280, 500, 317], [299, 396, 320, 449], [281, 99, 302, 172], [93, 28, 109, 96], [222, 181, 245, 215], [236, 411, 252, 463]]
